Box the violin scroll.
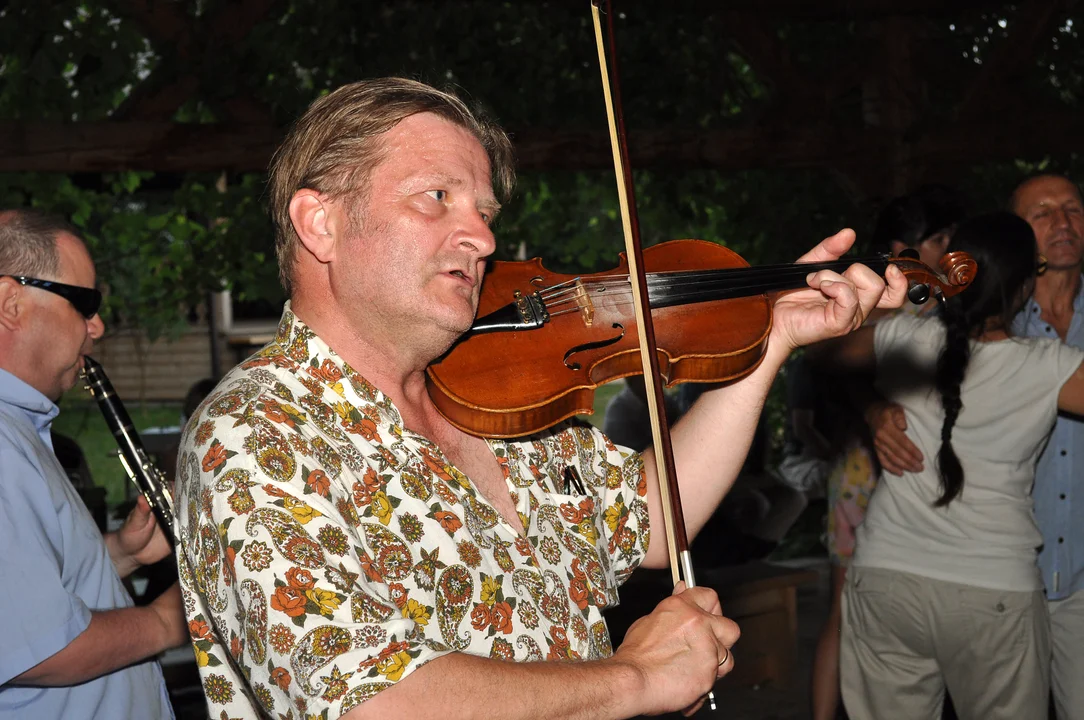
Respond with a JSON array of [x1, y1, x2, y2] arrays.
[[889, 250, 977, 304]]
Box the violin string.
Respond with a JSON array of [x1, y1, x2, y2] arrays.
[[535, 258, 894, 300], [531, 256, 911, 315], [539, 267, 847, 310], [540, 276, 835, 317]]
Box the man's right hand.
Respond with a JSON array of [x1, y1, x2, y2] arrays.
[[612, 584, 739, 716], [865, 400, 924, 475]]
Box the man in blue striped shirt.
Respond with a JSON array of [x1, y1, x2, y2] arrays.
[[1010, 174, 1084, 720]]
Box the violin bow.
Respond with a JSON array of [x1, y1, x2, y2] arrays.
[[590, 6, 719, 706], [590, 0, 722, 670]]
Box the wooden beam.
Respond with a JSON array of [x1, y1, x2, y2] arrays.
[[1, 111, 1081, 175], [446, 0, 1005, 20]]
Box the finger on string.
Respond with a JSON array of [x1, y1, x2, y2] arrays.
[[877, 264, 909, 308], [842, 263, 890, 318]]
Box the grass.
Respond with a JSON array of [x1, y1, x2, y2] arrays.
[[53, 398, 182, 507]]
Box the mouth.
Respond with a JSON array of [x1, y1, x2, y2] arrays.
[[445, 268, 475, 288]]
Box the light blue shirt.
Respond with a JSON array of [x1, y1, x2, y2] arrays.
[[1014, 283, 1084, 600], [0, 368, 172, 718]]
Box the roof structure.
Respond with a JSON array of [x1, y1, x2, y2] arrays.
[[1, 0, 1081, 203]]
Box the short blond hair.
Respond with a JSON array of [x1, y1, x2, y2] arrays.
[[268, 77, 516, 295]]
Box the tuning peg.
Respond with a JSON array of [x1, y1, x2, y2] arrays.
[[907, 283, 931, 305]]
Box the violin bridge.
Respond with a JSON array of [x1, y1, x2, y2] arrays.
[[573, 279, 594, 326]]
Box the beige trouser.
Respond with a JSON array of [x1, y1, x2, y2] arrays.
[[1050, 590, 1084, 720], [840, 566, 1050, 720]]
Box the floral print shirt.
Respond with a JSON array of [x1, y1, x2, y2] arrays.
[[176, 304, 648, 720]]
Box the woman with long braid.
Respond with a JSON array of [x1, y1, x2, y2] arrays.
[[821, 211, 1084, 719]]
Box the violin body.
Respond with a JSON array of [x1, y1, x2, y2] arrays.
[[426, 238, 771, 438]]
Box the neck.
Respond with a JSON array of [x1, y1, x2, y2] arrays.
[[290, 291, 441, 412], [1034, 267, 1081, 315]]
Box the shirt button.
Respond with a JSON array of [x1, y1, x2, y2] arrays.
[[1059, 537, 1065, 544], [1046, 326, 1053, 332], [1062, 494, 1068, 500], [995, 602, 1006, 612], [1061, 450, 1068, 456]]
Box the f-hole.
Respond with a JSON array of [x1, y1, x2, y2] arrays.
[[564, 323, 625, 370]]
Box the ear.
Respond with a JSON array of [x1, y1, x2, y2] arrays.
[[889, 240, 908, 257], [289, 189, 339, 264], [0, 278, 23, 332]]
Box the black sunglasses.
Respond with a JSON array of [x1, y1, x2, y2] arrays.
[[5, 276, 102, 319]]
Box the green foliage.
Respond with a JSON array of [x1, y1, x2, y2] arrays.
[[52, 400, 181, 506], [0, 170, 277, 339], [0, 0, 1082, 339]]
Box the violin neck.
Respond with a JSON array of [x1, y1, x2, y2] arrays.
[[647, 257, 892, 309]]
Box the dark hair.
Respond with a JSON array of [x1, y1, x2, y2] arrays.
[[183, 378, 219, 421], [872, 185, 968, 251], [0, 209, 81, 278], [934, 211, 1037, 506]]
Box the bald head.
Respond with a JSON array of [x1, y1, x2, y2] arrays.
[[1012, 175, 1082, 214], [0, 209, 82, 279]]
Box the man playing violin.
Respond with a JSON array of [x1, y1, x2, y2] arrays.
[[175, 77, 907, 720]]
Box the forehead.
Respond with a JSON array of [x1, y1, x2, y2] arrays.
[[371, 113, 493, 190], [54, 231, 95, 282], [1017, 177, 1083, 211]]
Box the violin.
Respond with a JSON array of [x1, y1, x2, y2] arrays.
[[426, 240, 976, 438]]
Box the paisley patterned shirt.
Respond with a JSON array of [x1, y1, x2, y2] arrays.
[[175, 304, 649, 719]]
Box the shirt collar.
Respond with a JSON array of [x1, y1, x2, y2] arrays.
[[1016, 275, 1084, 320], [0, 367, 59, 431], [272, 302, 404, 427]]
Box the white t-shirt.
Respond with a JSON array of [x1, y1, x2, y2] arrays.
[[853, 312, 1084, 590]]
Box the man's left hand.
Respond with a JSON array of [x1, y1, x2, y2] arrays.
[[107, 495, 172, 578], [770, 229, 908, 352]]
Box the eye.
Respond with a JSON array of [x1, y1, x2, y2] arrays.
[[426, 189, 447, 202]]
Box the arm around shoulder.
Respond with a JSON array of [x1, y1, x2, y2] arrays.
[[1057, 357, 1084, 416]]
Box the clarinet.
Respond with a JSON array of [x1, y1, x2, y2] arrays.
[[81, 355, 176, 546]]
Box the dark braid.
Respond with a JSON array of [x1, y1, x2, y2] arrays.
[[930, 212, 1038, 507], [934, 299, 971, 506]]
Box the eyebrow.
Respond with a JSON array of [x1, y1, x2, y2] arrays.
[[425, 172, 502, 218]]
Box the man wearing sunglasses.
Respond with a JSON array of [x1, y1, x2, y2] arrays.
[[0, 209, 185, 719]]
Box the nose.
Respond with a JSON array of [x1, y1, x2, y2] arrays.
[[1052, 207, 1074, 229], [87, 312, 105, 340], [454, 211, 497, 258]]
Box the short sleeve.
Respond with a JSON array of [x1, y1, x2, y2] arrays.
[[872, 312, 923, 363], [1050, 339, 1084, 386], [0, 447, 91, 685], [176, 403, 455, 717]]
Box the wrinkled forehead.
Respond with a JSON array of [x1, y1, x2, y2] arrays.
[[54, 231, 96, 283], [1017, 177, 1083, 212]]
